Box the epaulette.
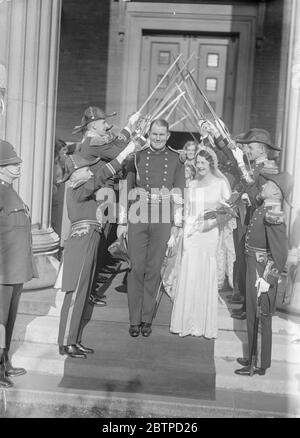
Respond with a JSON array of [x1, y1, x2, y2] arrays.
[[264, 210, 285, 225]]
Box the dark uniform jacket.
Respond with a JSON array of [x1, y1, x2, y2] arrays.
[[0, 180, 37, 284], [243, 159, 279, 225], [245, 204, 288, 282], [126, 146, 185, 194], [125, 146, 185, 223], [62, 159, 122, 291], [76, 129, 131, 163], [124, 146, 185, 225]]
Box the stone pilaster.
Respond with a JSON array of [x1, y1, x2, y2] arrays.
[[2, 0, 62, 288], [279, 0, 300, 313]]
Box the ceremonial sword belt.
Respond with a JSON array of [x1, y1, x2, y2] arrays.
[[245, 243, 271, 257], [70, 219, 103, 238], [139, 191, 172, 204]]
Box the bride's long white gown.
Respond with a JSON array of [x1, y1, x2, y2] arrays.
[[170, 178, 231, 338]]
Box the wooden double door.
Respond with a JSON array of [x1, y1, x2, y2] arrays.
[[138, 33, 238, 134]]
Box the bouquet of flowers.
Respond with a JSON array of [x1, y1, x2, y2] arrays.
[[203, 191, 240, 220]]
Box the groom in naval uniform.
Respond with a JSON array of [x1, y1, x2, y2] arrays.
[[118, 118, 185, 337]]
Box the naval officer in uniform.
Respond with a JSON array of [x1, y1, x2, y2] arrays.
[[0, 140, 38, 388], [235, 170, 293, 376], [72, 107, 145, 305], [230, 128, 281, 318], [118, 118, 185, 337], [57, 140, 138, 358]]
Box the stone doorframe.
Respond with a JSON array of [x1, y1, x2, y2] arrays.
[[115, 2, 257, 135]]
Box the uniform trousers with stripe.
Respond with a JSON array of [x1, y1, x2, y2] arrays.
[[127, 219, 171, 325], [0, 284, 23, 352], [58, 229, 101, 346], [245, 254, 278, 369]]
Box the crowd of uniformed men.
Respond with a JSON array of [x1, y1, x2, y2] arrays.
[[0, 105, 293, 387]]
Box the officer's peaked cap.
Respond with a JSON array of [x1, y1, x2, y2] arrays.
[[72, 106, 117, 134], [0, 140, 22, 166], [235, 128, 280, 151]]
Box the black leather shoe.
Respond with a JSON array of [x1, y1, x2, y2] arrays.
[[0, 374, 13, 388], [59, 345, 87, 358], [76, 343, 94, 354], [231, 311, 246, 320], [237, 357, 249, 367], [141, 322, 152, 337], [116, 284, 127, 293], [2, 354, 27, 377], [89, 295, 107, 306], [129, 325, 140, 337], [6, 366, 27, 377], [235, 366, 266, 376]]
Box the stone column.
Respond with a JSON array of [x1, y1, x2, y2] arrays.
[[3, 0, 62, 288], [279, 0, 300, 313]]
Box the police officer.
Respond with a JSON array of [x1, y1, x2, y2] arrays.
[[231, 128, 281, 317], [235, 171, 293, 376], [57, 141, 137, 358], [0, 140, 38, 388], [118, 118, 185, 337]]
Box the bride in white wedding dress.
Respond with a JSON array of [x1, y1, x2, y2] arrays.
[[169, 146, 236, 338]]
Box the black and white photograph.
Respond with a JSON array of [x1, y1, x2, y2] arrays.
[[0, 0, 300, 420]]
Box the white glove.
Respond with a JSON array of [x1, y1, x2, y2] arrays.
[[128, 112, 141, 126], [255, 277, 270, 294], [167, 234, 176, 250], [116, 141, 136, 163], [198, 120, 219, 137], [117, 224, 128, 238], [241, 193, 251, 206], [231, 146, 245, 166]]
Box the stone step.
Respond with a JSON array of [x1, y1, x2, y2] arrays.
[[18, 287, 300, 337], [11, 314, 300, 365], [9, 341, 299, 398], [5, 370, 299, 418]]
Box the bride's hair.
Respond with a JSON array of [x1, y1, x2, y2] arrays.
[[196, 149, 216, 169], [195, 146, 219, 169], [192, 145, 232, 193]]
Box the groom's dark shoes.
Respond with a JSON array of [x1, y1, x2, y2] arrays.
[[141, 322, 152, 337], [129, 325, 140, 337]]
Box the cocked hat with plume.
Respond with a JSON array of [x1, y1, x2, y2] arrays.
[[235, 128, 280, 151]]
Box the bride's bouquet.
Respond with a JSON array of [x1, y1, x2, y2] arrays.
[[203, 191, 240, 220]]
